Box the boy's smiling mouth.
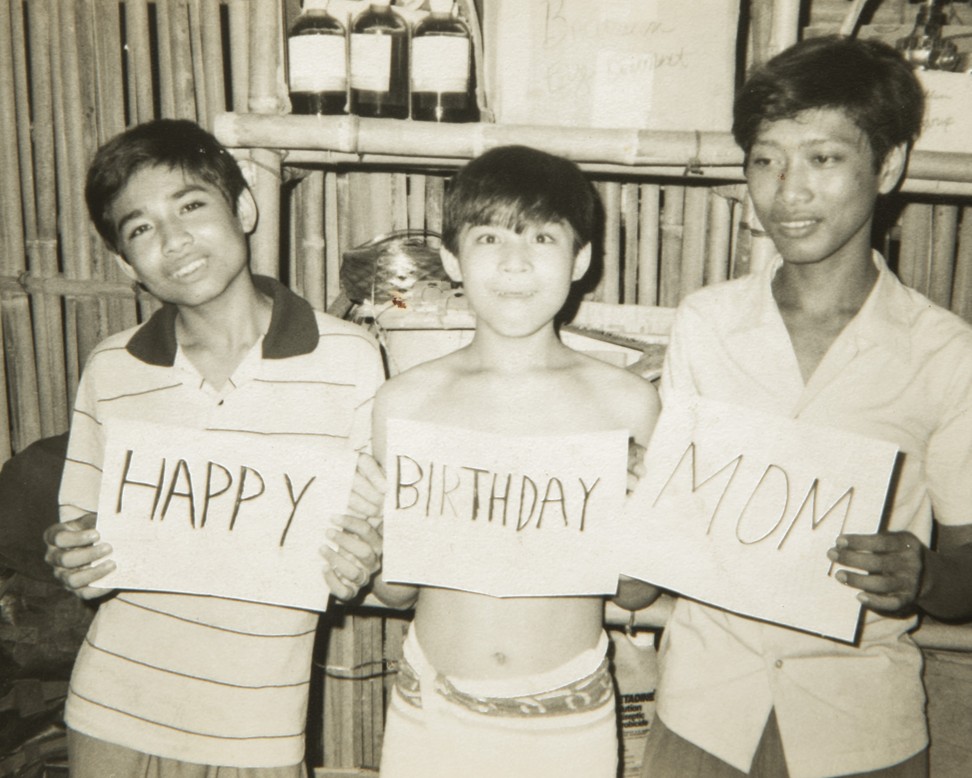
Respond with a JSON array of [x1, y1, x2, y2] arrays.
[[774, 217, 820, 237], [171, 257, 206, 280]]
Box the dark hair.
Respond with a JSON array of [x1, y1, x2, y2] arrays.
[[85, 119, 248, 252], [442, 145, 596, 255], [733, 35, 925, 167]]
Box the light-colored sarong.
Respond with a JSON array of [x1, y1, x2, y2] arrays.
[[379, 628, 618, 778]]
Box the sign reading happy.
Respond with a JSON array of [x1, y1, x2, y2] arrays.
[[95, 418, 358, 611]]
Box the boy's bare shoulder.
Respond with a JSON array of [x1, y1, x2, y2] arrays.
[[374, 350, 462, 414], [572, 352, 661, 432], [575, 351, 658, 399]]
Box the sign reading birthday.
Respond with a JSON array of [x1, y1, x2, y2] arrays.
[[95, 418, 359, 611], [622, 398, 899, 642], [382, 419, 629, 596]]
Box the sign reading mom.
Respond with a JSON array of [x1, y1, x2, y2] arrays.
[[622, 397, 899, 642]]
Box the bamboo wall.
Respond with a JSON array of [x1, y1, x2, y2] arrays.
[[3, 1, 972, 774]]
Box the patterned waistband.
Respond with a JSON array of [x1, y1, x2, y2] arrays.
[[394, 655, 614, 717]]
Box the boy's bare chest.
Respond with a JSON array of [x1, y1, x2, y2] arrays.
[[424, 373, 617, 435]]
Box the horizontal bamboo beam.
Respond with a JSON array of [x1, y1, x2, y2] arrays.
[[0, 272, 144, 300], [214, 113, 744, 167], [215, 113, 972, 194]]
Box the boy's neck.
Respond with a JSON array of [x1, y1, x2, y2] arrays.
[[466, 323, 572, 373], [773, 248, 877, 318], [174, 272, 273, 385]]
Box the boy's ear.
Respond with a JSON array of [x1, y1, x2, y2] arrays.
[[877, 143, 908, 195], [235, 188, 258, 234], [571, 243, 592, 281], [114, 254, 140, 283], [440, 246, 463, 283]]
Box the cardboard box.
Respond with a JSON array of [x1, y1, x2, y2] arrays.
[[483, 0, 739, 131]]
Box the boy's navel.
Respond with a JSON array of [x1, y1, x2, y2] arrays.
[[492, 652, 508, 666]]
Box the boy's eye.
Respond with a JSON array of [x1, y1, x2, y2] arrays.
[[811, 154, 841, 166], [475, 232, 499, 244], [126, 223, 151, 241], [748, 155, 776, 169], [181, 199, 206, 214], [534, 232, 556, 244]]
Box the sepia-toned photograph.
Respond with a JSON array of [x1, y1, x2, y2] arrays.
[[2, 1, 972, 776]]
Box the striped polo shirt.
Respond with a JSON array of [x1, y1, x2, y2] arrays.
[[59, 276, 384, 768]]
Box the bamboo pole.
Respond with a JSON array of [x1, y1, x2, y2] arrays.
[[899, 203, 933, 294], [156, 0, 177, 117], [929, 205, 958, 310], [679, 184, 708, 298], [323, 615, 357, 768], [56, 1, 107, 370], [170, 0, 198, 120], [705, 189, 733, 285], [622, 183, 639, 304], [952, 208, 972, 323], [391, 173, 409, 232], [337, 172, 353, 280], [200, 0, 226, 129], [300, 171, 327, 310], [596, 182, 621, 304], [325, 171, 341, 307], [188, 0, 211, 124], [0, 302, 9, 460], [244, 0, 284, 277], [126, 0, 155, 122], [94, 0, 126, 142], [407, 174, 427, 234], [90, 0, 139, 337], [767, 0, 801, 60], [425, 175, 444, 238], [228, 0, 250, 113], [659, 186, 684, 308], [214, 114, 744, 167], [637, 184, 660, 306], [1, 0, 38, 453]]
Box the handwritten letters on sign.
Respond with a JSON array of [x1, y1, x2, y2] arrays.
[[382, 419, 629, 597], [96, 418, 358, 611], [622, 398, 899, 641]]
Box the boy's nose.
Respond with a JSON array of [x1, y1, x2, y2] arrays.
[[777, 163, 812, 204], [500, 241, 531, 271], [160, 220, 192, 254]]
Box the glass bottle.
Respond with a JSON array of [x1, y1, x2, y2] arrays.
[[349, 2, 409, 119], [287, 0, 348, 115], [410, 0, 478, 122]]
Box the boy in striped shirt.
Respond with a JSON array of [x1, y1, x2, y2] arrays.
[[43, 119, 384, 777]]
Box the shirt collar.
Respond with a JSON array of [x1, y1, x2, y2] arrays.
[[733, 251, 913, 359], [126, 275, 320, 366]]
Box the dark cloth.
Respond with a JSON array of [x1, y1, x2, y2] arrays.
[[0, 433, 69, 582]]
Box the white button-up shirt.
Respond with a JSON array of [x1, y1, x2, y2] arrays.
[[655, 253, 972, 778]]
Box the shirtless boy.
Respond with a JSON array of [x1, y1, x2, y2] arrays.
[[370, 145, 661, 778]]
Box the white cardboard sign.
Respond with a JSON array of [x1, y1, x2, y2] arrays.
[[382, 419, 628, 597], [623, 398, 899, 641], [95, 418, 359, 611]]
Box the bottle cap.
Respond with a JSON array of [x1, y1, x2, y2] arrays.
[[428, 0, 454, 13]]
